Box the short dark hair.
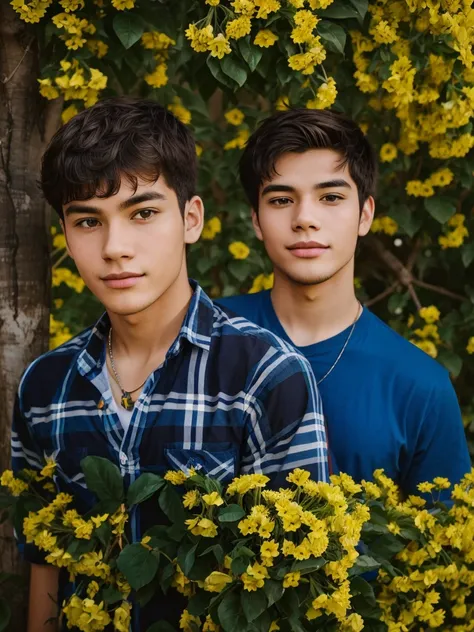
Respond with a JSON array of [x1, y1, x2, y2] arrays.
[[41, 96, 197, 218], [239, 108, 377, 211]]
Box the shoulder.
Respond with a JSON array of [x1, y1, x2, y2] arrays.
[[210, 301, 312, 379], [18, 326, 94, 410], [364, 309, 450, 390], [215, 291, 268, 318]]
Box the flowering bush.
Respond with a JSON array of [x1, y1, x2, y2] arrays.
[[10, 0, 474, 451], [2, 457, 474, 631]]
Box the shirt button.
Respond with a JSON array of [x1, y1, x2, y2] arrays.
[[119, 452, 128, 465]]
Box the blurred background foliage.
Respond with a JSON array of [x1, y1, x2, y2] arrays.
[[14, 0, 474, 452]]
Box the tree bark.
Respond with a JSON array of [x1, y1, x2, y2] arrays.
[[0, 4, 61, 629]]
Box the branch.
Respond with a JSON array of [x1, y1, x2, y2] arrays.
[[413, 279, 468, 302], [365, 282, 399, 307], [407, 283, 422, 311], [1, 37, 34, 84]]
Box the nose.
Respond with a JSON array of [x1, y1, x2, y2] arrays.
[[292, 198, 321, 232], [101, 220, 134, 261]]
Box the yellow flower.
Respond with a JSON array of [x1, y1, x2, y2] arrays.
[[144, 63, 168, 89], [227, 473, 269, 495], [203, 614, 220, 631], [0, 470, 29, 496], [40, 457, 56, 479], [380, 143, 398, 163], [168, 97, 192, 125], [88, 68, 107, 91], [183, 490, 200, 509], [260, 540, 279, 564], [202, 217, 222, 240], [186, 517, 218, 538], [226, 16, 252, 40], [427, 168, 454, 187], [112, 0, 135, 9], [254, 30, 278, 47], [371, 217, 398, 236], [287, 468, 311, 486], [206, 0, 220, 4], [229, 241, 250, 260], [203, 571, 233, 593], [87, 39, 109, 58], [209, 34, 231, 59], [225, 108, 245, 126], [371, 19, 399, 44], [164, 470, 187, 485], [467, 337, 474, 354], [248, 273, 274, 294], [388, 522, 401, 535], [224, 128, 249, 150], [433, 477, 451, 490], [202, 491, 224, 506], [38, 78, 59, 100], [113, 601, 131, 632], [306, 77, 337, 110], [179, 609, 201, 632], [283, 571, 301, 588], [419, 305, 440, 324], [62, 105, 79, 124]]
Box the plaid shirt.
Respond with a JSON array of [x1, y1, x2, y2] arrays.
[[12, 282, 328, 629]]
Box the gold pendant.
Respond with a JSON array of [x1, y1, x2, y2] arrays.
[[121, 392, 134, 410]]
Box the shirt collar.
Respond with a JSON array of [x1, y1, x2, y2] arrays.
[[77, 280, 214, 377]]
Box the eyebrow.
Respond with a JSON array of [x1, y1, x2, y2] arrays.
[[64, 191, 167, 216], [261, 179, 352, 196]]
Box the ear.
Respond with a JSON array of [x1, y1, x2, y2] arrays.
[[251, 209, 263, 242], [184, 195, 205, 245], [358, 196, 375, 237], [59, 219, 73, 260]]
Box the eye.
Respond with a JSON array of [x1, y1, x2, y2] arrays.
[[321, 194, 343, 203], [133, 208, 157, 220], [269, 197, 293, 206], [76, 218, 99, 228]]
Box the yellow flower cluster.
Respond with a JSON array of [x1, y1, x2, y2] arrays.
[[467, 337, 474, 355], [142, 31, 175, 89], [52, 12, 96, 50], [11, 0, 52, 23], [351, 2, 474, 161], [52, 267, 85, 293], [225, 108, 245, 126], [167, 97, 192, 125], [439, 213, 469, 250], [306, 77, 337, 109], [248, 272, 274, 294], [50, 314, 73, 350], [371, 216, 399, 236], [379, 143, 398, 163], [228, 241, 250, 260], [224, 128, 250, 150], [202, 217, 222, 241], [406, 168, 454, 198], [409, 305, 441, 357]]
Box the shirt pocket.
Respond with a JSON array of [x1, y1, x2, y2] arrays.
[[164, 445, 238, 484]]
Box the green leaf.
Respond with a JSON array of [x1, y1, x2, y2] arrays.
[[117, 543, 159, 591], [137, 580, 159, 607], [218, 590, 247, 632], [0, 598, 10, 632], [389, 204, 422, 237], [113, 13, 144, 50], [102, 584, 124, 605], [238, 38, 263, 72], [187, 590, 213, 617], [66, 538, 96, 558], [178, 542, 197, 576], [349, 0, 369, 19], [200, 543, 225, 565], [349, 554, 380, 575], [350, 576, 376, 605], [80, 456, 124, 502], [263, 579, 284, 607], [319, 4, 361, 19], [368, 534, 405, 558], [437, 349, 463, 378], [292, 557, 325, 573], [241, 588, 267, 622], [218, 504, 246, 523], [462, 242, 474, 268], [158, 484, 185, 524], [317, 21, 347, 54], [146, 623, 177, 632], [127, 473, 165, 507], [207, 56, 237, 90], [424, 197, 456, 224], [221, 56, 248, 88], [159, 562, 175, 595]]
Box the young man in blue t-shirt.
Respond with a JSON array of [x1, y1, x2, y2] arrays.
[[218, 108, 470, 498]]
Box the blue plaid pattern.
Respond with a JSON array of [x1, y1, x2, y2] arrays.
[[12, 282, 328, 627]]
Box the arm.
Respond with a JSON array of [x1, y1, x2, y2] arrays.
[[28, 564, 60, 632], [241, 348, 330, 488], [401, 374, 471, 501]]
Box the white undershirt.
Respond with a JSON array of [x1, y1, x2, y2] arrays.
[[101, 363, 134, 433]]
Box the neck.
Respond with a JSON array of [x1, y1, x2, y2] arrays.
[[107, 270, 193, 362], [270, 259, 361, 346]]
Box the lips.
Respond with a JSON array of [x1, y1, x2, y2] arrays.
[[101, 272, 144, 289], [287, 241, 329, 259]]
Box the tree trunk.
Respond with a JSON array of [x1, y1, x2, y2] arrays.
[[0, 4, 60, 629]]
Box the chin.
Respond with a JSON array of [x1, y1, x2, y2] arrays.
[[102, 295, 161, 317]]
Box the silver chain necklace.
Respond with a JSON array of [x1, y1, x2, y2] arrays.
[[107, 329, 147, 410], [316, 301, 362, 385]]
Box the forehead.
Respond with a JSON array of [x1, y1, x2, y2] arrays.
[[263, 149, 354, 187]]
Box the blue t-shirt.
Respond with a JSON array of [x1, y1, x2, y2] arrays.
[[217, 290, 471, 497]]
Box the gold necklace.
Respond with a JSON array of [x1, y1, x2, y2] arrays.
[[107, 329, 147, 410], [316, 301, 362, 385]]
